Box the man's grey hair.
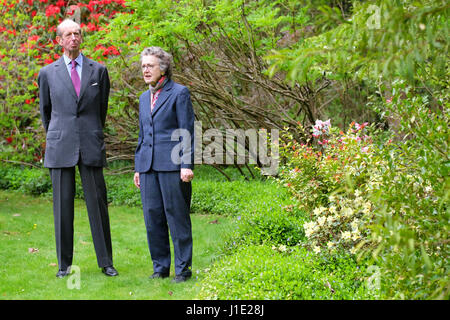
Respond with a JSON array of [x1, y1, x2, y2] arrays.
[[140, 47, 173, 79], [56, 19, 81, 37]]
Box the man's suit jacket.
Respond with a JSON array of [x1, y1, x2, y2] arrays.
[[134, 79, 195, 173], [38, 54, 110, 168]]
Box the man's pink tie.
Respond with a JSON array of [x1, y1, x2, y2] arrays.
[[71, 60, 81, 97]]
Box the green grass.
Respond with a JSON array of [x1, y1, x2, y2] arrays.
[[0, 190, 232, 300]]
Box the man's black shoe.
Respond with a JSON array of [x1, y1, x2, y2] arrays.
[[172, 274, 191, 283], [150, 272, 170, 279], [102, 266, 119, 276], [56, 269, 70, 278]]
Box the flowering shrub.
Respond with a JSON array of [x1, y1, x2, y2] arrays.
[[304, 191, 374, 255], [0, 0, 130, 164], [278, 120, 374, 213], [278, 120, 379, 255], [278, 105, 448, 298]]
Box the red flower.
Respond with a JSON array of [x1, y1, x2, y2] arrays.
[[20, 43, 30, 53], [86, 22, 98, 32], [99, 45, 120, 56], [28, 35, 40, 42], [6, 136, 13, 144], [45, 5, 60, 17], [95, 44, 107, 51], [91, 13, 103, 21]]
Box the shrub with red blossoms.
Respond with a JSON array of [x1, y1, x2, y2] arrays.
[[0, 0, 131, 164]]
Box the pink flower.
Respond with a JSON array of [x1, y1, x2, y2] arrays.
[[312, 119, 331, 137], [354, 122, 369, 131]]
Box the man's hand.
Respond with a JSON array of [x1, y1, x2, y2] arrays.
[[180, 168, 194, 182], [133, 172, 140, 189]]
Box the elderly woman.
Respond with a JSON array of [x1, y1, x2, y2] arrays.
[[133, 47, 195, 283]]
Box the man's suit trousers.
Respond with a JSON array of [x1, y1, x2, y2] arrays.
[[140, 170, 192, 277], [50, 162, 113, 270]]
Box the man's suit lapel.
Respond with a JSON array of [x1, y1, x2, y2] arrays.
[[78, 56, 93, 101], [151, 80, 174, 117], [54, 57, 78, 101]]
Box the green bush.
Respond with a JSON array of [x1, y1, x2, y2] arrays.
[[104, 173, 141, 206], [197, 244, 372, 300], [0, 164, 282, 217], [0, 165, 52, 196], [20, 168, 52, 196], [227, 204, 306, 250]]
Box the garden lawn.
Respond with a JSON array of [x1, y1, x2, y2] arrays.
[[0, 190, 232, 300]]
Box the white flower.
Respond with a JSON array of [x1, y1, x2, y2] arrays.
[[341, 231, 352, 240], [304, 221, 316, 230], [313, 246, 321, 253], [342, 207, 354, 217], [329, 206, 337, 214], [327, 215, 335, 224], [313, 206, 326, 216], [318, 216, 327, 226], [327, 241, 335, 249], [354, 196, 364, 206], [351, 230, 361, 241], [351, 219, 359, 230], [303, 221, 317, 238], [363, 202, 372, 214]]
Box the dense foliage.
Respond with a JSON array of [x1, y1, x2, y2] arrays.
[[1, 0, 448, 300], [0, 0, 131, 164], [272, 0, 449, 299]]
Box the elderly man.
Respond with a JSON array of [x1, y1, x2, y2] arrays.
[[133, 47, 195, 283], [38, 19, 118, 278]]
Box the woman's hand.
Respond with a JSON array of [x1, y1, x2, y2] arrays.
[[180, 168, 194, 182], [133, 172, 140, 189]]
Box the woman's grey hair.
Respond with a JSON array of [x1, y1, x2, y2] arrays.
[[140, 47, 173, 79]]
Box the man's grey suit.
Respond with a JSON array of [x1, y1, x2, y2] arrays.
[[38, 55, 113, 270]]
